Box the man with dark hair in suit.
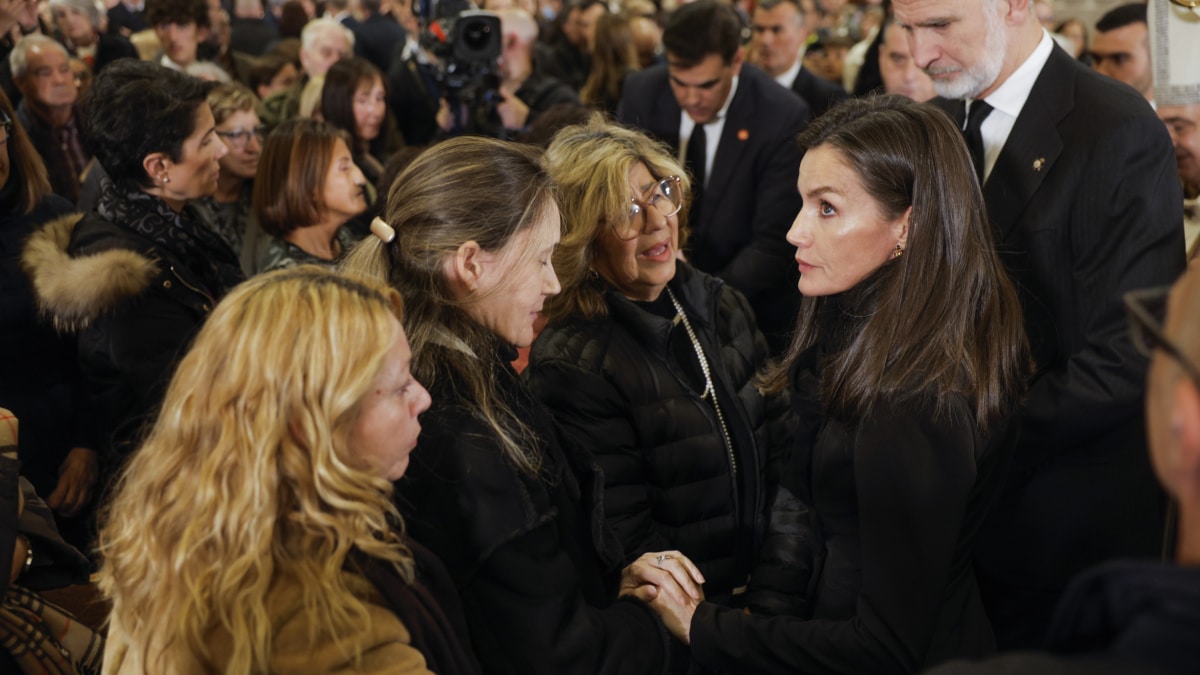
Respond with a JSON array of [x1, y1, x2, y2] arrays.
[[618, 0, 809, 351], [750, 0, 847, 118], [894, 0, 1184, 650], [1091, 3, 1152, 104]]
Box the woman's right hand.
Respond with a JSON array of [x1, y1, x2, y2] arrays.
[[618, 550, 705, 607], [618, 551, 705, 644]]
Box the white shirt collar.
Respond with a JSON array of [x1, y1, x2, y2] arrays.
[[773, 56, 802, 91], [678, 74, 740, 190], [978, 29, 1055, 119]]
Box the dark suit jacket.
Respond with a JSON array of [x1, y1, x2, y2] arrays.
[[938, 46, 1185, 645], [790, 65, 847, 119], [386, 44, 441, 146], [105, 3, 145, 35], [617, 63, 810, 348], [228, 17, 279, 57], [347, 13, 407, 74]]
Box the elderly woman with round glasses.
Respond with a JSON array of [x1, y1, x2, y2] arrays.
[[526, 114, 794, 605]]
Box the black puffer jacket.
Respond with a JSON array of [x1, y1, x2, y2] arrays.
[[525, 263, 792, 599], [398, 340, 672, 675]]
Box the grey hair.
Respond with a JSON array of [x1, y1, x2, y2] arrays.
[[8, 34, 71, 80], [49, 0, 106, 29], [301, 17, 355, 54]]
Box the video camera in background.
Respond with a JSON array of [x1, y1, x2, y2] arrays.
[[420, 10, 504, 137]]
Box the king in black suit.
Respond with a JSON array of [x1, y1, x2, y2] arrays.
[[617, 0, 809, 350], [896, 0, 1185, 649]]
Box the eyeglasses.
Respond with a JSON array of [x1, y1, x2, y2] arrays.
[[613, 175, 683, 241], [1124, 286, 1200, 384], [216, 126, 267, 148], [0, 111, 11, 145]]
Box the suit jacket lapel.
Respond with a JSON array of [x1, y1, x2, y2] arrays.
[[653, 78, 683, 151], [985, 47, 1073, 241], [707, 73, 755, 215]]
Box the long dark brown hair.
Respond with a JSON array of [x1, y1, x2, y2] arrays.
[[0, 88, 51, 214], [762, 95, 1030, 432]]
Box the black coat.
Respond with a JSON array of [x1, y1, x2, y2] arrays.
[[926, 561, 1200, 675], [347, 13, 406, 74], [789, 65, 847, 119], [617, 64, 809, 350], [16, 102, 88, 205], [0, 190, 76, 498], [89, 32, 139, 74], [525, 263, 791, 599], [396, 341, 672, 675], [386, 44, 441, 146], [23, 199, 241, 470], [688, 327, 1018, 674], [934, 45, 1185, 646]]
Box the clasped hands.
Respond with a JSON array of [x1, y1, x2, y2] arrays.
[[619, 550, 705, 644]]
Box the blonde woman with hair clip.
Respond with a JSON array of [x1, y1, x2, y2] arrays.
[[341, 136, 703, 674], [99, 266, 482, 675]]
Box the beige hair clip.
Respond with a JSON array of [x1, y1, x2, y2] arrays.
[[370, 217, 396, 243]]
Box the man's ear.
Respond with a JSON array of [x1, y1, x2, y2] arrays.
[[445, 240, 485, 294], [730, 46, 745, 75], [1001, 0, 1031, 26]]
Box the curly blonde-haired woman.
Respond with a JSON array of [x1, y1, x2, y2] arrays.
[[98, 266, 481, 674]]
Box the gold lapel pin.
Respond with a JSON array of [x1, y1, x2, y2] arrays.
[[1033, 157, 1045, 171]]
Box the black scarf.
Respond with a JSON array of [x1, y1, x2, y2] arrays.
[[96, 179, 244, 298]]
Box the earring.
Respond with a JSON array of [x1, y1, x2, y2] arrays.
[[892, 244, 904, 259], [160, 175, 170, 184]]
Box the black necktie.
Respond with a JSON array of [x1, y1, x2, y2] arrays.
[[963, 100, 993, 185], [686, 123, 707, 213]]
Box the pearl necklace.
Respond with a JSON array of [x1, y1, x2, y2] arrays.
[[666, 286, 738, 480]]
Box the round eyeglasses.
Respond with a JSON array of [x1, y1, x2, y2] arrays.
[[613, 175, 683, 241]]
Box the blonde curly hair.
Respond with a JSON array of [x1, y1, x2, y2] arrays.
[[98, 266, 416, 673]]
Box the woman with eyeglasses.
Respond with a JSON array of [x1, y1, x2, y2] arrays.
[[525, 114, 793, 606], [194, 82, 267, 274], [252, 117, 367, 273]]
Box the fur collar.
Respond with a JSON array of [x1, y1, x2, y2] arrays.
[[21, 213, 159, 332]]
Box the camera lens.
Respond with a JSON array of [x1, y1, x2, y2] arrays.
[[462, 20, 492, 51]]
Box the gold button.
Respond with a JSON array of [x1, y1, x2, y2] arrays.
[[163, 280, 172, 288]]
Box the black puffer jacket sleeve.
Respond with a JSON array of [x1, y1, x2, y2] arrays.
[[399, 362, 671, 675]]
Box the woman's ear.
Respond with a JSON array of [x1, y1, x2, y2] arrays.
[[894, 207, 912, 249], [445, 240, 484, 295], [142, 152, 171, 185]]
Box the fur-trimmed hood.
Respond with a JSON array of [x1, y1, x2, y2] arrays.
[[21, 213, 159, 333]]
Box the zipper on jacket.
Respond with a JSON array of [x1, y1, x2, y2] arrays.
[[168, 266, 216, 311]]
